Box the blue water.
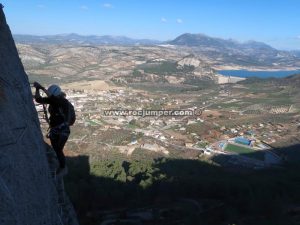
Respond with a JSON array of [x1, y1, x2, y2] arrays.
[[218, 70, 300, 78]]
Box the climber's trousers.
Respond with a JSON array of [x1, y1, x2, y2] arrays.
[[49, 125, 70, 168]]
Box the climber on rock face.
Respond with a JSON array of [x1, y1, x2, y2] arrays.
[[33, 81, 75, 176]]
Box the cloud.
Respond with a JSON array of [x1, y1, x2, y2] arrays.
[[297, 35, 300, 39], [103, 3, 113, 8], [176, 18, 183, 24], [161, 17, 167, 23], [80, 5, 88, 10]]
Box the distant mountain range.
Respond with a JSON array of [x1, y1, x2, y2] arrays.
[[14, 33, 300, 69], [291, 50, 300, 57], [13, 33, 162, 46]]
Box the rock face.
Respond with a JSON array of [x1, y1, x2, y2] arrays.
[[177, 56, 203, 67], [0, 6, 79, 225]]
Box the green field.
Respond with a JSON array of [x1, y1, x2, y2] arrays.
[[225, 143, 253, 154], [225, 143, 265, 160]]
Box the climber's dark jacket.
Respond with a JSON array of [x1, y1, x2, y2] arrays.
[[35, 96, 69, 128]]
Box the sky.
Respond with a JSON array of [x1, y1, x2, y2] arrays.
[[1, 0, 300, 50]]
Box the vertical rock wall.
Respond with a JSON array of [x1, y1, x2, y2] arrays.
[[0, 6, 78, 225]]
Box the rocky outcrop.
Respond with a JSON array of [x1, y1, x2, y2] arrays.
[[0, 6, 79, 225], [177, 56, 203, 68], [177, 55, 217, 81]]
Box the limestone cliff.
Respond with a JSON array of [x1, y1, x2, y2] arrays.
[[0, 6, 79, 225]]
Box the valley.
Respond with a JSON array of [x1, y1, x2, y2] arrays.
[[21, 38, 300, 225], [2, 1, 300, 224]]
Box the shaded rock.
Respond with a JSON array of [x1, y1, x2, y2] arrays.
[[0, 6, 79, 225]]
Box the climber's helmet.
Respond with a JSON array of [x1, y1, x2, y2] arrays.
[[47, 84, 62, 97]]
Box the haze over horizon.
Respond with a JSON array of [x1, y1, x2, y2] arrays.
[[1, 0, 300, 50]]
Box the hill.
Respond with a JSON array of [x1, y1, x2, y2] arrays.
[[239, 73, 300, 86], [168, 33, 300, 69], [14, 32, 300, 70], [16, 43, 230, 88], [291, 50, 300, 57]]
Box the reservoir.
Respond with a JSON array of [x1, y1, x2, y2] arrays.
[[218, 70, 300, 78]]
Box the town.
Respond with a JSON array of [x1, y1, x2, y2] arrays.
[[34, 82, 298, 169]]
